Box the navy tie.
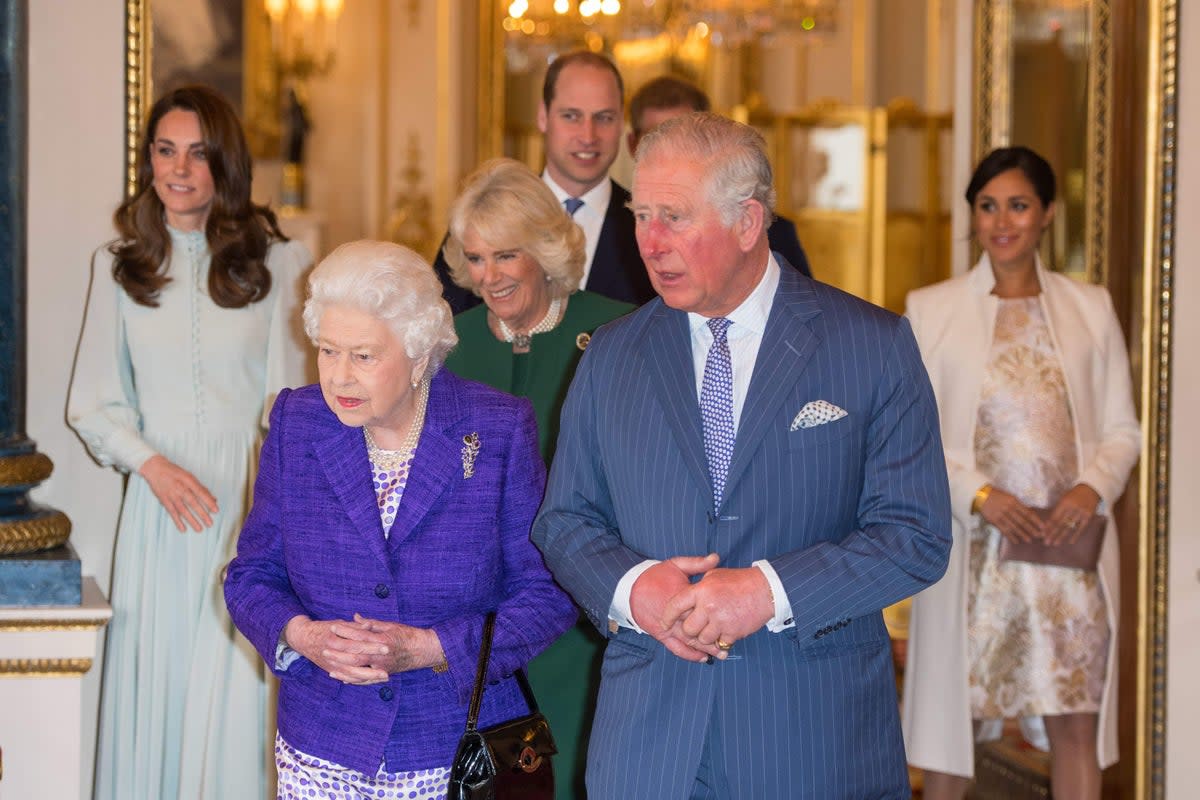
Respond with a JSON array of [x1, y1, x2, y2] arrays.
[[564, 197, 584, 216], [700, 317, 735, 509]]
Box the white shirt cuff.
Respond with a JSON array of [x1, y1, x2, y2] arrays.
[[753, 560, 795, 632], [608, 559, 660, 634], [275, 631, 301, 670]]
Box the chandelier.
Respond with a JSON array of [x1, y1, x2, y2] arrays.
[[502, 0, 840, 48]]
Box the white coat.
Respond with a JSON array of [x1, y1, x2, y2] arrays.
[[900, 255, 1141, 775]]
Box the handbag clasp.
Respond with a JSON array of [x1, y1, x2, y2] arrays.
[[517, 746, 543, 773]]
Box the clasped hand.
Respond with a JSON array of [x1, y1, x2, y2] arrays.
[[284, 614, 444, 685], [979, 483, 1100, 546], [629, 554, 774, 663]]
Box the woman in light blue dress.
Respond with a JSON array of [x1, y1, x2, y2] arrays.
[[67, 85, 312, 800]]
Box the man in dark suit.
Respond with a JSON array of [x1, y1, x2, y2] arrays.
[[434, 51, 652, 313], [627, 75, 813, 279], [532, 113, 951, 798]]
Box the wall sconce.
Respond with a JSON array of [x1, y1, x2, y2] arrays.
[[264, 0, 343, 210], [265, 0, 343, 84]]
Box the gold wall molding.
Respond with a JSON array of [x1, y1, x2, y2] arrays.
[[0, 658, 94, 678], [124, 0, 148, 198], [0, 618, 111, 632], [1087, 1, 1112, 286]]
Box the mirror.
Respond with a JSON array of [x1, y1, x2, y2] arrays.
[[477, 1, 956, 312], [977, 0, 1174, 795], [975, 0, 1110, 283]]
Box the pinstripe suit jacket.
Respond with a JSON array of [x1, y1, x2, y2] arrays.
[[531, 263, 952, 799]]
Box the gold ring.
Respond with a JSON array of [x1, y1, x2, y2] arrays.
[[716, 640, 733, 651]]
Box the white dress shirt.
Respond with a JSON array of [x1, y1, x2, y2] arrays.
[[609, 254, 796, 635], [543, 172, 611, 288]]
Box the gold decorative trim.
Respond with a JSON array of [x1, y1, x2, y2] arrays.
[[0, 511, 72, 556], [1137, 2, 1175, 796], [973, 0, 1009, 156], [0, 619, 110, 632], [124, 0, 149, 198], [0, 452, 53, 487], [0, 658, 94, 678], [477, 0, 504, 162], [1085, 0, 1113, 285]]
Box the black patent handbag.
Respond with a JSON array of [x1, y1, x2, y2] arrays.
[[447, 612, 556, 800]]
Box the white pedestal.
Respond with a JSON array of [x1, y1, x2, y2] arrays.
[[0, 578, 111, 799]]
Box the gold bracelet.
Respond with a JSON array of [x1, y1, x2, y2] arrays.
[[971, 484, 993, 515]]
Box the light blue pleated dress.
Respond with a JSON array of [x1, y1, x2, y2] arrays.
[[68, 227, 312, 800]]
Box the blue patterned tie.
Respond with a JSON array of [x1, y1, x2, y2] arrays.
[[701, 317, 735, 508], [564, 197, 584, 216]]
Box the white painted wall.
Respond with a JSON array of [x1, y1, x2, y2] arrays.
[[1166, 2, 1200, 795], [27, 1, 127, 797]]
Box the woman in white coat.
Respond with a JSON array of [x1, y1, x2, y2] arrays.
[[902, 146, 1140, 800]]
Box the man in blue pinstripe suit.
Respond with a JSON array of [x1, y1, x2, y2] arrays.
[[531, 113, 952, 799]]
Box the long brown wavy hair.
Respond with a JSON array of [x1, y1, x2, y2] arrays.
[[111, 85, 286, 308]]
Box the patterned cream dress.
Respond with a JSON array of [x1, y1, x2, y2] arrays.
[[967, 297, 1109, 719]]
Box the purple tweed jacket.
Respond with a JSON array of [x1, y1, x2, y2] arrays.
[[224, 368, 575, 774]]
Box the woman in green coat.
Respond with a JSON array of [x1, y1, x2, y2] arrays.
[[443, 158, 632, 798]]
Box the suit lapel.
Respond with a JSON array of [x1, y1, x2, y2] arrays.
[[315, 422, 390, 566], [723, 269, 822, 506], [587, 180, 624, 295], [386, 370, 462, 548], [640, 304, 711, 500]]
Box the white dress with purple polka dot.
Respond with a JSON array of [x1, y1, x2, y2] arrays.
[[275, 732, 449, 800]]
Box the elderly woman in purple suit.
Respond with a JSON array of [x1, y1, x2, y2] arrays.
[[224, 240, 575, 798]]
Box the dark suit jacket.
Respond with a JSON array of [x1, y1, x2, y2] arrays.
[[224, 371, 575, 774], [531, 264, 951, 799], [767, 215, 812, 277], [434, 178, 654, 313]]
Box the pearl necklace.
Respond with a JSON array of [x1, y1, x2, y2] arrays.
[[363, 377, 430, 471], [496, 296, 563, 352]]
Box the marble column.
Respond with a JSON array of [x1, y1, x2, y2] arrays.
[[0, 0, 70, 556]]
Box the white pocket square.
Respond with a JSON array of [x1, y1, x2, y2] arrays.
[[790, 400, 848, 431]]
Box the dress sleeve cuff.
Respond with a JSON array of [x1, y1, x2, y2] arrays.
[[107, 428, 158, 475], [274, 630, 302, 671]]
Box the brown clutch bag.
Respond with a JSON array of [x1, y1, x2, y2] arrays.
[[997, 508, 1105, 571]]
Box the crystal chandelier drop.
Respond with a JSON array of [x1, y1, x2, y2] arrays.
[[501, 0, 840, 49], [670, 0, 839, 46]]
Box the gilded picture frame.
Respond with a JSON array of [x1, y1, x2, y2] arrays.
[[1137, 3, 1175, 796]]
